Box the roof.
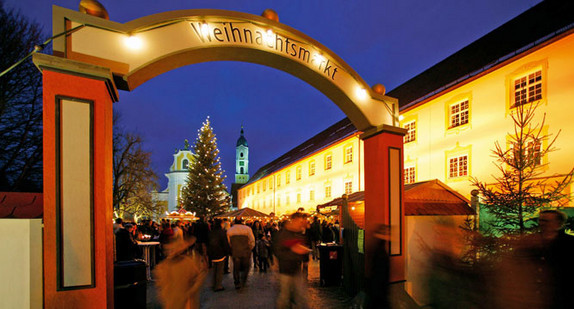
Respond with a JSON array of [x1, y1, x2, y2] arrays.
[[404, 180, 474, 216], [236, 128, 248, 147], [0, 192, 43, 218], [317, 180, 474, 217], [246, 118, 358, 184], [214, 207, 271, 218], [388, 0, 574, 108]]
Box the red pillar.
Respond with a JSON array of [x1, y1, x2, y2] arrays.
[[35, 54, 117, 309], [362, 126, 406, 282]]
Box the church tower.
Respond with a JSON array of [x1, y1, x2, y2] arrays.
[[165, 140, 194, 212], [235, 127, 249, 184]]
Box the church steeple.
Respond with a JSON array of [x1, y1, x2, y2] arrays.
[[235, 126, 249, 184]]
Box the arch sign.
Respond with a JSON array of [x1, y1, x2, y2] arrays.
[[34, 6, 405, 308]]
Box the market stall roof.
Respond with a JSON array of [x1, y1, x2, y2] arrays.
[[317, 179, 474, 216], [0, 192, 43, 219], [164, 208, 196, 221], [214, 207, 270, 218]]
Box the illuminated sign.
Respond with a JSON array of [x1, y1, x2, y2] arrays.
[[51, 7, 398, 131]]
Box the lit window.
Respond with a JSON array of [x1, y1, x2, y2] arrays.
[[514, 70, 542, 107], [404, 121, 416, 143], [257, 184, 260, 194], [325, 154, 332, 170], [182, 159, 189, 170], [344, 146, 353, 164], [404, 167, 416, 184], [269, 178, 273, 190], [448, 155, 468, 178], [263, 180, 267, 192], [277, 174, 281, 187], [297, 193, 301, 204], [345, 181, 353, 195], [310, 190, 315, 201], [296, 166, 302, 181], [286, 171, 291, 184], [325, 185, 332, 199], [277, 198, 280, 207], [286, 195, 290, 205], [450, 100, 469, 128], [309, 160, 316, 176], [513, 140, 542, 166]]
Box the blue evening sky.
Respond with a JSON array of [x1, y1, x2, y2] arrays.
[[4, 0, 541, 190]]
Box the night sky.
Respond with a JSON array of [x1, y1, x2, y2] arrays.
[[4, 0, 542, 191]]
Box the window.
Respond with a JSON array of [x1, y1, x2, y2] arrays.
[[257, 184, 260, 193], [277, 198, 280, 207], [448, 155, 468, 178], [263, 180, 267, 192], [449, 100, 469, 128], [514, 70, 542, 106], [239, 161, 244, 166], [286, 171, 291, 184], [344, 146, 353, 164], [240, 167, 244, 174], [404, 167, 416, 184], [297, 193, 301, 204], [286, 195, 290, 205], [309, 160, 315, 176], [404, 121, 416, 143], [240, 152, 244, 157], [277, 174, 281, 187], [325, 186, 332, 199], [182, 159, 189, 169], [296, 166, 302, 181], [269, 179, 273, 190], [325, 154, 332, 170], [309, 190, 315, 201], [513, 140, 542, 166], [345, 181, 353, 195]]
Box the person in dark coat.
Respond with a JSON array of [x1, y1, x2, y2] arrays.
[[115, 223, 141, 261], [207, 218, 231, 291]]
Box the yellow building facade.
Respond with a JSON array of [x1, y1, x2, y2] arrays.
[[400, 30, 574, 199], [238, 120, 364, 215], [238, 1, 574, 214]]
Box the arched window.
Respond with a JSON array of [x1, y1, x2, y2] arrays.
[[240, 167, 244, 174], [182, 159, 189, 169]]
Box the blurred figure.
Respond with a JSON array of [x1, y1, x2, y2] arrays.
[[154, 237, 207, 309], [207, 218, 230, 292], [275, 212, 311, 309], [496, 210, 574, 309], [365, 225, 390, 309], [309, 216, 322, 260], [256, 234, 270, 273], [227, 217, 255, 290]]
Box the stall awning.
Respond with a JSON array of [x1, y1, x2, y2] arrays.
[[317, 179, 474, 217], [214, 207, 270, 218]]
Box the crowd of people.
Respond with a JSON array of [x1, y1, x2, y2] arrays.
[[113, 211, 342, 309]]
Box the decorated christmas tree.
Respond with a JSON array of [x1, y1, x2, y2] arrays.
[[181, 117, 230, 217]]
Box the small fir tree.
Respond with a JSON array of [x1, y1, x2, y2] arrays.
[[181, 117, 230, 217], [472, 102, 573, 235]]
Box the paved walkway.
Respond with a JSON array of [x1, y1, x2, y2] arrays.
[[146, 259, 419, 309]]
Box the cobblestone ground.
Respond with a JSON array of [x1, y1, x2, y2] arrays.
[[147, 258, 419, 309]]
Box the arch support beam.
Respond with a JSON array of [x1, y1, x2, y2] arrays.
[[34, 54, 117, 309], [362, 125, 407, 282]]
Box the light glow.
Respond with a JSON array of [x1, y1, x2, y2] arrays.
[[264, 29, 274, 45], [124, 35, 143, 50], [399, 115, 405, 121], [356, 87, 368, 101], [201, 23, 210, 37]]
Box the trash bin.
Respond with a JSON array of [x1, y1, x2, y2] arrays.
[[114, 260, 147, 309], [317, 244, 343, 286]]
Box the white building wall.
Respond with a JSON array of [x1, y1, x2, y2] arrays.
[[0, 219, 43, 309]]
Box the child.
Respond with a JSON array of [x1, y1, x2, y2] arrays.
[[256, 234, 270, 272]]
